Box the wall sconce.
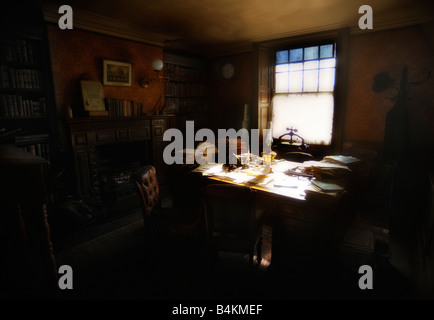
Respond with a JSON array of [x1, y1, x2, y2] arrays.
[[140, 59, 167, 88]]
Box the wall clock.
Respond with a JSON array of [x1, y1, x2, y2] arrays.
[[221, 62, 236, 80]]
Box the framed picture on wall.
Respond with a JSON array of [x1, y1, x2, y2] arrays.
[[103, 59, 132, 86]]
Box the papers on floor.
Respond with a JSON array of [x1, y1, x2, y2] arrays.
[[339, 224, 390, 270], [342, 227, 374, 251]]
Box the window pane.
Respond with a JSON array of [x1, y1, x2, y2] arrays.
[[319, 68, 335, 91], [319, 58, 335, 68], [288, 71, 303, 93], [289, 63, 303, 71], [303, 69, 318, 92], [289, 48, 303, 62], [320, 44, 334, 58], [304, 60, 319, 70], [304, 46, 318, 60], [276, 72, 289, 93], [276, 50, 288, 64], [276, 64, 289, 72], [272, 93, 334, 145]]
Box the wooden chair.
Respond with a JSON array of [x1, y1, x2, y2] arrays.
[[202, 184, 263, 268], [130, 165, 201, 255], [281, 151, 314, 163]]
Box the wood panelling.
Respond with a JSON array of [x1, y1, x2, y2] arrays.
[[208, 52, 254, 131], [257, 46, 273, 141], [343, 25, 434, 149]]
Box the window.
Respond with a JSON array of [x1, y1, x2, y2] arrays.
[[272, 43, 336, 145]]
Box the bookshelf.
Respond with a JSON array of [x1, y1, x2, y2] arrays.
[[163, 52, 209, 131], [0, 9, 57, 163]]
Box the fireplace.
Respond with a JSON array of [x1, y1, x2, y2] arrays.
[[90, 140, 152, 218], [67, 116, 175, 221]]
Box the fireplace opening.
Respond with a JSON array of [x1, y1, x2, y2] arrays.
[[91, 140, 153, 219]]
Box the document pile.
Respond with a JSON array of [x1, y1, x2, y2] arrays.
[[304, 179, 345, 204], [322, 155, 361, 166], [301, 160, 352, 179]]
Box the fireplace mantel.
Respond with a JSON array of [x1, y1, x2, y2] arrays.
[[67, 115, 175, 201]]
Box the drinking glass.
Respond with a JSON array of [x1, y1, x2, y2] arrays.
[[240, 153, 250, 169]]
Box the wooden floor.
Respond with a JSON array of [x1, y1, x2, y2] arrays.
[[51, 206, 428, 300]]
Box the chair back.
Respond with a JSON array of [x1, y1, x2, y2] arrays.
[[282, 151, 314, 163], [203, 184, 257, 240], [130, 165, 160, 217]]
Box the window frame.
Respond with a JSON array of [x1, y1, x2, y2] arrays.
[[274, 41, 336, 94], [265, 30, 348, 156]]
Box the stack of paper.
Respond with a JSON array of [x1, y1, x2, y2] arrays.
[[322, 155, 361, 166], [311, 180, 344, 193], [304, 185, 343, 204], [339, 226, 375, 270], [301, 160, 352, 179], [342, 227, 375, 252]]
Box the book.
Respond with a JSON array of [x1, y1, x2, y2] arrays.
[[311, 180, 344, 192], [304, 185, 342, 204], [322, 155, 361, 165]]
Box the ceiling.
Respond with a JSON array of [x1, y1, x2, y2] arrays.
[[39, 0, 431, 57]]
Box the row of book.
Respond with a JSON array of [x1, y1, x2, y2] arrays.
[[0, 66, 45, 89], [104, 98, 145, 117], [165, 97, 207, 114], [0, 95, 47, 118], [16, 141, 50, 161], [0, 38, 40, 65], [164, 63, 206, 83], [165, 81, 206, 97], [15, 133, 50, 144]]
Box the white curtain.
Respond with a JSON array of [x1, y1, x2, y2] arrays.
[[272, 92, 334, 145]]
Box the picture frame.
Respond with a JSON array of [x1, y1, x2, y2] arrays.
[[103, 59, 132, 87], [80, 80, 105, 111]]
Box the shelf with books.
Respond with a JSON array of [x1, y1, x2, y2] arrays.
[[0, 94, 47, 118], [0, 12, 58, 163], [0, 36, 43, 66], [163, 53, 208, 118], [104, 98, 146, 117]]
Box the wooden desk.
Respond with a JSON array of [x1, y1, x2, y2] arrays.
[[192, 160, 356, 271]]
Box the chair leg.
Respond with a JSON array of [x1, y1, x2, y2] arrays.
[[256, 235, 262, 266]]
